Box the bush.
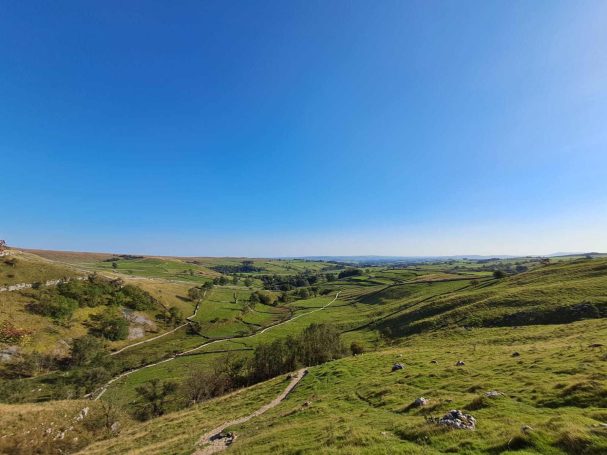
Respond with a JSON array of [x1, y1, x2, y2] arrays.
[[90, 308, 129, 341], [34, 293, 78, 321], [73, 367, 111, 393], [249, 323, 345, 383], [116, 284, 158, 310], [250, 290, 277, 306], [0, 320, 32, 344], [70, 335, 107, 367], [134, 379, 178, 420], [350, 341, 364, 355]]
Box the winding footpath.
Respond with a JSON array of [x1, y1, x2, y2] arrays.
[[193, 368, 308, 455], [92, 291, 340, 400], [109, 299, 203, 356]]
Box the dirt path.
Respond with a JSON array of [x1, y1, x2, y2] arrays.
[[91, 292, 339, 400], [193, 368, 308, 455]]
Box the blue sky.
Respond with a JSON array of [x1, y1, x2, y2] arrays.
[[1, 1, 606, 256]]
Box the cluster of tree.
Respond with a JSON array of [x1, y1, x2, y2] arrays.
[[337, 268, 364, 279], [248, 290, 278, 306], [29, 275, 161, 340], [257, 271, 338, 291], [178, 323, 346, 410], [211, 260, 265, 274]]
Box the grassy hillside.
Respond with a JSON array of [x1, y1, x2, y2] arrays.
[[2, 250, 606, 454], [71, 319, 607, 454], [374, 258, 607, 337], [0, 250, 83, 287]]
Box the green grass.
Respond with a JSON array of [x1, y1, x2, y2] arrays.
[[0, 250, 82, 287], [74, 319, 607, 454], [3, 250, 607, 454]]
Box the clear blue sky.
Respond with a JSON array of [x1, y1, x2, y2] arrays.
[[1, 1, 606, 256]]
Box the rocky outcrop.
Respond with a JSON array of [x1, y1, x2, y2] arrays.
[[0, 276, 84, 292]]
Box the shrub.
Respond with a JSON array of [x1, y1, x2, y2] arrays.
[[350, 341, 365, 355], [134, 379, 178, 420], [0, 320, 32, 344], [34, 293, 78, 321], [90, 308, 129, 341], [116, 284, 158, 310], [73, 367, 111, 393], [70, 335, 107, 367]]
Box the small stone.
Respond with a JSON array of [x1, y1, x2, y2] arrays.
[[512, 352, 520, 357], [484, 391, 502, 398], [455, 360, 465, 366], [430, 360, 438, 364], [75, 407, 89, 422], [392, 363, 405, 372], [413, 397, 429, 407], [521, 425, 534, 433], [589, 343, 604, 348]]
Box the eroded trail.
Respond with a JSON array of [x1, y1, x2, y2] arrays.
[[92, 292, 339, 400], [193, 368, 308, 455]]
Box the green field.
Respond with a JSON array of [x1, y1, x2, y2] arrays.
[[1, 249, 606, 454]]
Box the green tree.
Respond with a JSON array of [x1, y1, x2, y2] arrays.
[[35, 293, 78, 322], [91, 308, 129, 341], [187, 287, 203, 302], [135, 379, 178, 420], [70, 335, 107, 367], [493, 270, 506, 279]]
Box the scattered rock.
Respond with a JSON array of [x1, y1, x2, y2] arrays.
[[392, 363, 405, 372], [413, 397, 429, 407], [302, 401, 311, 408], [512, 352, 521, 357], [521, 425, 534, 433], [430, 360, 438, 364], [434, 410, 476, 430], [484, 391, 503, 398], [589, 343, 604, 348], [110, 422, 120, 433], [0, 346, 20, 362], [455, 360, 465, 366], [75, 407, 89, 422]]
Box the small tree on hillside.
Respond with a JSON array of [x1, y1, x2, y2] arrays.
[[134, 379, 178, 420], [493, 270, 506, 279]]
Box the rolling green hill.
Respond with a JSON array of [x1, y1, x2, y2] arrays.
[[1, 250, 606, 454]]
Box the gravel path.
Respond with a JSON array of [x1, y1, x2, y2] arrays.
[[193, 368, 308, 455]]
